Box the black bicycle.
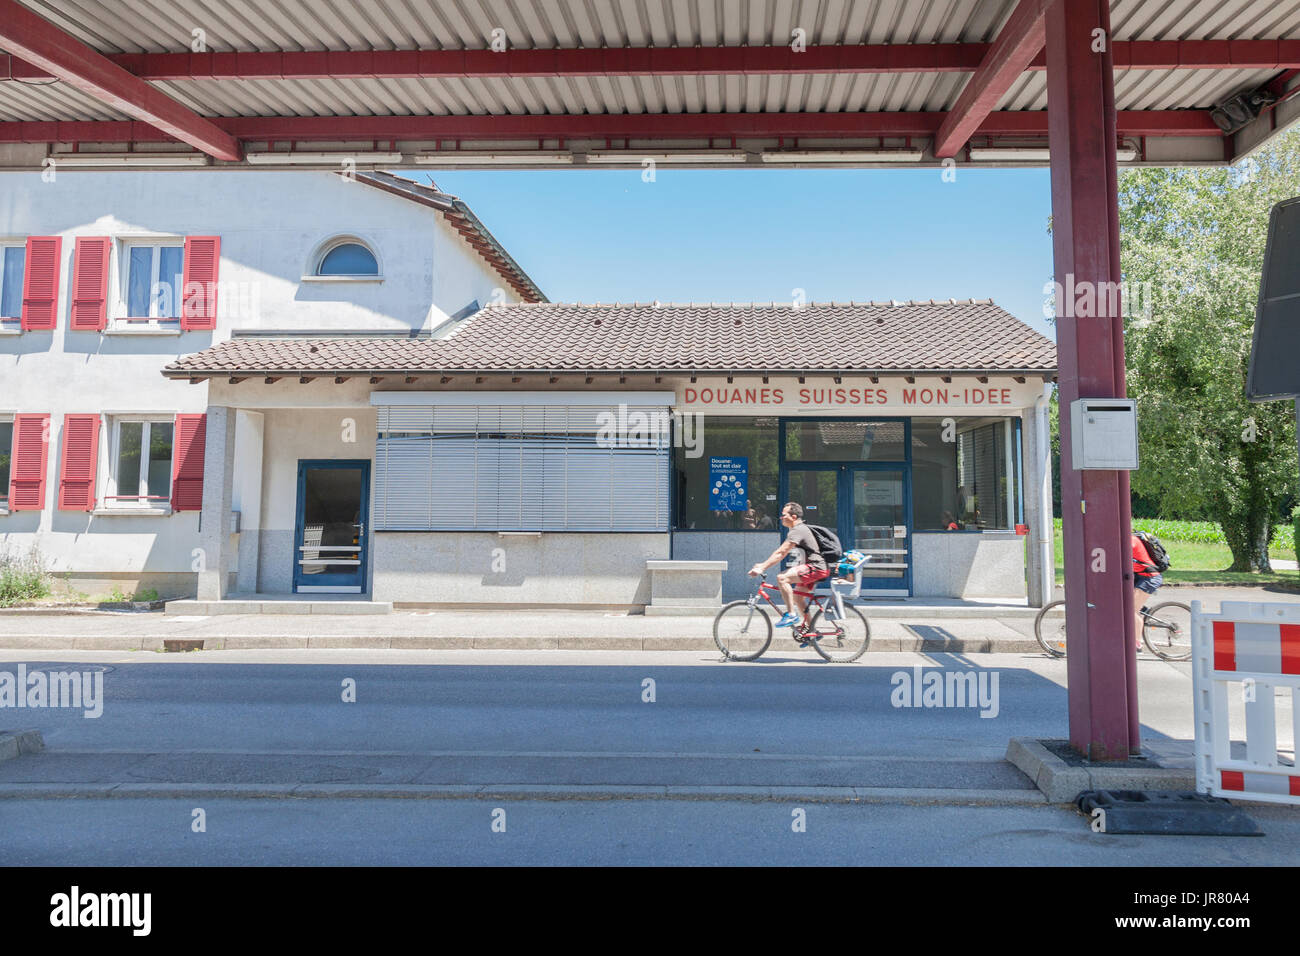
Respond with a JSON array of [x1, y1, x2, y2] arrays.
[[1033, 598, 1193, 661]]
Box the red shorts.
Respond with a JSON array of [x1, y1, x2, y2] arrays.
[[792, 565, 830, 587]]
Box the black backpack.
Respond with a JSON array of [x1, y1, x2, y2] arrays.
[[805, 524, 844, 565], [1134, 531, 1171, 573]]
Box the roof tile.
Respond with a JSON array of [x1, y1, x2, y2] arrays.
[[163, 301, 1056, 377]]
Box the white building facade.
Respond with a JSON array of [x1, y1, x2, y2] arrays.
[[0, 169, 539, 599], [167, 300, 1057, 609], [4, 169, 1056, 609]]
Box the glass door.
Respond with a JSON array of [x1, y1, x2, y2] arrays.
[[294, 460, 370, 594], [780, 466, 837, 585], [849, 467, 910, 593], [783, 467, 838, 531]]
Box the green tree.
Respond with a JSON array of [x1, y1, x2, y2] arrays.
[[1117, 133, 1300, 571]]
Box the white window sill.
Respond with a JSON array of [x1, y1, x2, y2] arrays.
[[92, 506, 173, 516], [299, 275, 384, 284], [0, 507, 9, 516], [0, 327, 21, 336], [104, 324, 182, 336]]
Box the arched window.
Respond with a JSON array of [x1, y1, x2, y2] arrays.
[[314, 238, 380, 277]]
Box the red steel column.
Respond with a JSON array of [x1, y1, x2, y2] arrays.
[[1045, 0, 1139, 760]]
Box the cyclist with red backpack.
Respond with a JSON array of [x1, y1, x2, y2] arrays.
[[1132, 530, 1168, 650], [749, 502, 834, 629]]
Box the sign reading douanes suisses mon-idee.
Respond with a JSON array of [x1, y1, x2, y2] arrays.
[[675, 376, 1044, 415]]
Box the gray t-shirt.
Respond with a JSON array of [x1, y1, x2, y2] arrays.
[[785, 523, 827, 571]]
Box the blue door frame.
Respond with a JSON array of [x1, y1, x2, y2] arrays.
[[778, 417, 913, 595], [293, 459, 371, 594]]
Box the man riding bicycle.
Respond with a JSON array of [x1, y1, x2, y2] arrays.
[[749, 502, 830, 629]]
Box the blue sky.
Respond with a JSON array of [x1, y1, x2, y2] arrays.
[[415, 167, 1056, 341]]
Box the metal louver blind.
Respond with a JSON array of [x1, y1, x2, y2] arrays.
[[956, 423, 1006, 528], [374, 404, 669, 532]]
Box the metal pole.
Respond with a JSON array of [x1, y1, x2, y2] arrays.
[[1046, 0, 1135, 760]]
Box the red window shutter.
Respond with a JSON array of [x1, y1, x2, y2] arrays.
[[57, 414, 101, 511], [20, 236, 62, 330], [171, 413, 206, 511], [70, 237, 110, 331], [8, 414, 50, 511], [181, 236, 220, 330]]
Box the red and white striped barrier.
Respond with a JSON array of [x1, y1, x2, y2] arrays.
[[1192, 601, 1300, 805]]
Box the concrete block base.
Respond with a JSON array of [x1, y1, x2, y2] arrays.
[[1006, 737, 1197, 804], [646, 559, 726, 614]]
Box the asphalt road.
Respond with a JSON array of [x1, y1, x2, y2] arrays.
[[0, 648, 1295, 866], [0, 648, 1194, 757], [4, 797, 1300, 866]]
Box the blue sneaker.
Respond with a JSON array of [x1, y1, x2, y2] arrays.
[[775, 612, 800, 628]]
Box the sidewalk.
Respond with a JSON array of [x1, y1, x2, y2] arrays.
[[3, 585, 1295, 652], [0, 604, 1041, 652]]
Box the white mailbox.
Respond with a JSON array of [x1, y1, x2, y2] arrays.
[[1069, 398, 1139, 470]]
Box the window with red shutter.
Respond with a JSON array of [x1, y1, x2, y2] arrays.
[[70, 237, 110, 331], [7, 414, 50, 511], [181, 237, 220, 330], [20, 236, 62, 330], [122, 242, 184, 325], [171, 414, 207, 511], [57, 414, 101, 511]]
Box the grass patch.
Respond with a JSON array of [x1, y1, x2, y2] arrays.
[[0, 547, 53, 607], [99, 585, 162, 604], [1051, 518, 1300, 589]]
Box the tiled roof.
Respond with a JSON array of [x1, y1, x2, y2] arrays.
[[354, 171, 545, 303], [162, 300, 1056, 378]]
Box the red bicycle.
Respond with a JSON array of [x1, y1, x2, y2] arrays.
[[713, 571, 871, 662]]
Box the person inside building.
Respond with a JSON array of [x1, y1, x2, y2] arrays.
[[741, 500, 774, 530], [748, 502, 830, 630]]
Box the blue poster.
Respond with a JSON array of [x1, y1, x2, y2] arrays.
[[709, 457, 748, 511]]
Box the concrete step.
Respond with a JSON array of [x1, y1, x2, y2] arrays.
[[165, 599, 393, 615], [0, 633, 1042, 652], [160, 599, 1035, 619], [0, 749, 1044, 804]]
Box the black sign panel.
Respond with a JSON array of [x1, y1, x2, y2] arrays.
[[1247, 196, 1300, 401]]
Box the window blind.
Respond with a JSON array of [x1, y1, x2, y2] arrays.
[[957, 423, 1008, 528], [374, 404, 670, 532]]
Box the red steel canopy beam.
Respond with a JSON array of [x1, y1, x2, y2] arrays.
[[0, 0, 242, 161], [1033, 38, 1300, 70], [4, 39, 1300, 82], [934, 0, 1052, 158], [0, 109, 1220, 147]]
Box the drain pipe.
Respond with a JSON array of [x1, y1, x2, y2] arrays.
[[1034, 384, 1055, 604]]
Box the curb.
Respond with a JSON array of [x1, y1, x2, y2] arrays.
[[0, 635, 1044, 653], [0, 608, 140, 617], [0, 781, 1047, 805], [0, 730, 45, 762], [1006, 737, 1196, 804], [1, 605, 1043, 619]]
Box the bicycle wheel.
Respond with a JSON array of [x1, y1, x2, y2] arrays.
[[1034, 600, 1068, 657], [713, 601, 773, 661], [808, 603, 871, 662], [1142, 601, 1193, 661]]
